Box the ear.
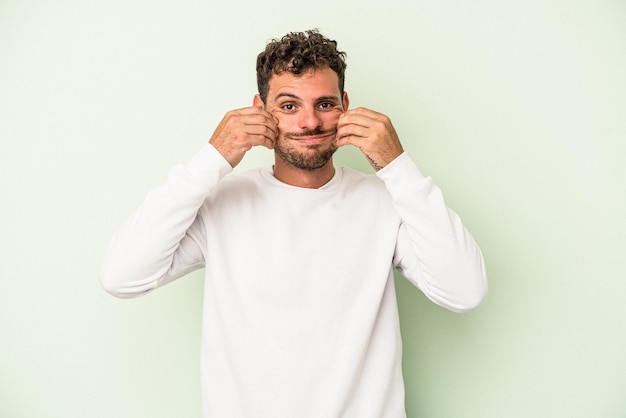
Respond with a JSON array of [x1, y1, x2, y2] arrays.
[[253, 94, 264, 108], [342, 91, 350, 111]]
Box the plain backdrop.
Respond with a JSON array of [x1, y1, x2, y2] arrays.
[[1, 0, 625, 417]]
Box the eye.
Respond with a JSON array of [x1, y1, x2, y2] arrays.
[[281, 103, 296, 112], [318, 102, 337, 111]]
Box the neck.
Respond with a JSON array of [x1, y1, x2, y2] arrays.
[[272, 158, 336, 189]]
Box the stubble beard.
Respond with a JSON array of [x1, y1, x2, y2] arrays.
[[274, 127, 338, 170]]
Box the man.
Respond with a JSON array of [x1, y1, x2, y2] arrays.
[[100, 30, 487, 418]]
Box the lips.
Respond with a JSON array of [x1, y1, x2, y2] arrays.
[[286, 128, 337, 145], [291, 132, 335, 145]]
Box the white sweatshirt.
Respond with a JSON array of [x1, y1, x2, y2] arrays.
[[100, 144, 487, 418]]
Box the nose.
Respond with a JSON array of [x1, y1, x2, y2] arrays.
[[299, 106, 322, 131]]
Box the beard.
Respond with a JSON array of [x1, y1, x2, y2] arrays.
[[274, 127, 338, 170]]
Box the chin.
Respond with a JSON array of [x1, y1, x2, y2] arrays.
[[276, 144, 336, 171]]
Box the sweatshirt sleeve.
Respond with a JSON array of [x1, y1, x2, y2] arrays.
[[99, 144, 232, 298], [377, 152, 488, 312]]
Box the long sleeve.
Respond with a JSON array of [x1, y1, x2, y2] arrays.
[[99, 144, 232, 298], [378, 152, 488, 312]]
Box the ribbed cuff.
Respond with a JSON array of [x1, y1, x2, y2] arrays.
[[376, 152, 426, 185], [183, 143, 233, 191]]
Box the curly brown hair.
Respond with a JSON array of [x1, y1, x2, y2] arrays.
[[256, 29, 347, 104]]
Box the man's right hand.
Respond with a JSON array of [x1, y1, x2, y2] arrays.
[[209, 106, 278, 168]]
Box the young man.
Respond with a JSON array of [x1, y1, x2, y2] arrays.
[[100, 30, 487, 418]]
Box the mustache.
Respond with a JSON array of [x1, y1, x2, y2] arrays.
[[285, 127, 337, 139]]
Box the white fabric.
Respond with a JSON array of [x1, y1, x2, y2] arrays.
[[100, 143, 487, 418]]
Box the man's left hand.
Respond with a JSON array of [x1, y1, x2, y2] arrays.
[[335, 107, 404, 171]]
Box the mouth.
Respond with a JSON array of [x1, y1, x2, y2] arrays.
[[286, 128, 337, 146], [293, 132, 335, 145]]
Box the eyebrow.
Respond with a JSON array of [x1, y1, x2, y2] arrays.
[[316, 95, 341, 103], [274, 93, 300, 101], [273, 93, 341, 103]]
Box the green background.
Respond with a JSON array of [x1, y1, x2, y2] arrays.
[[1, 0, 625, 416]]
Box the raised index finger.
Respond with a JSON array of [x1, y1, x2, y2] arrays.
[[338, 107, 380, 126]]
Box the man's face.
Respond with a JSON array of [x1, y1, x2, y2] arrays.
[[258, 67, 349, 170]]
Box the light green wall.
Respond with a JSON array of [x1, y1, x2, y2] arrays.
[[1, 0, 625, 417]]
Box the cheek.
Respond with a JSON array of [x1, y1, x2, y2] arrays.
[[324, 111, 343, 126], [274, 114, 297, 132], [273, 117, 290, 139]]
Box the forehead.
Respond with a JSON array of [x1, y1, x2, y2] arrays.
[[268, 68, 340, 101]]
